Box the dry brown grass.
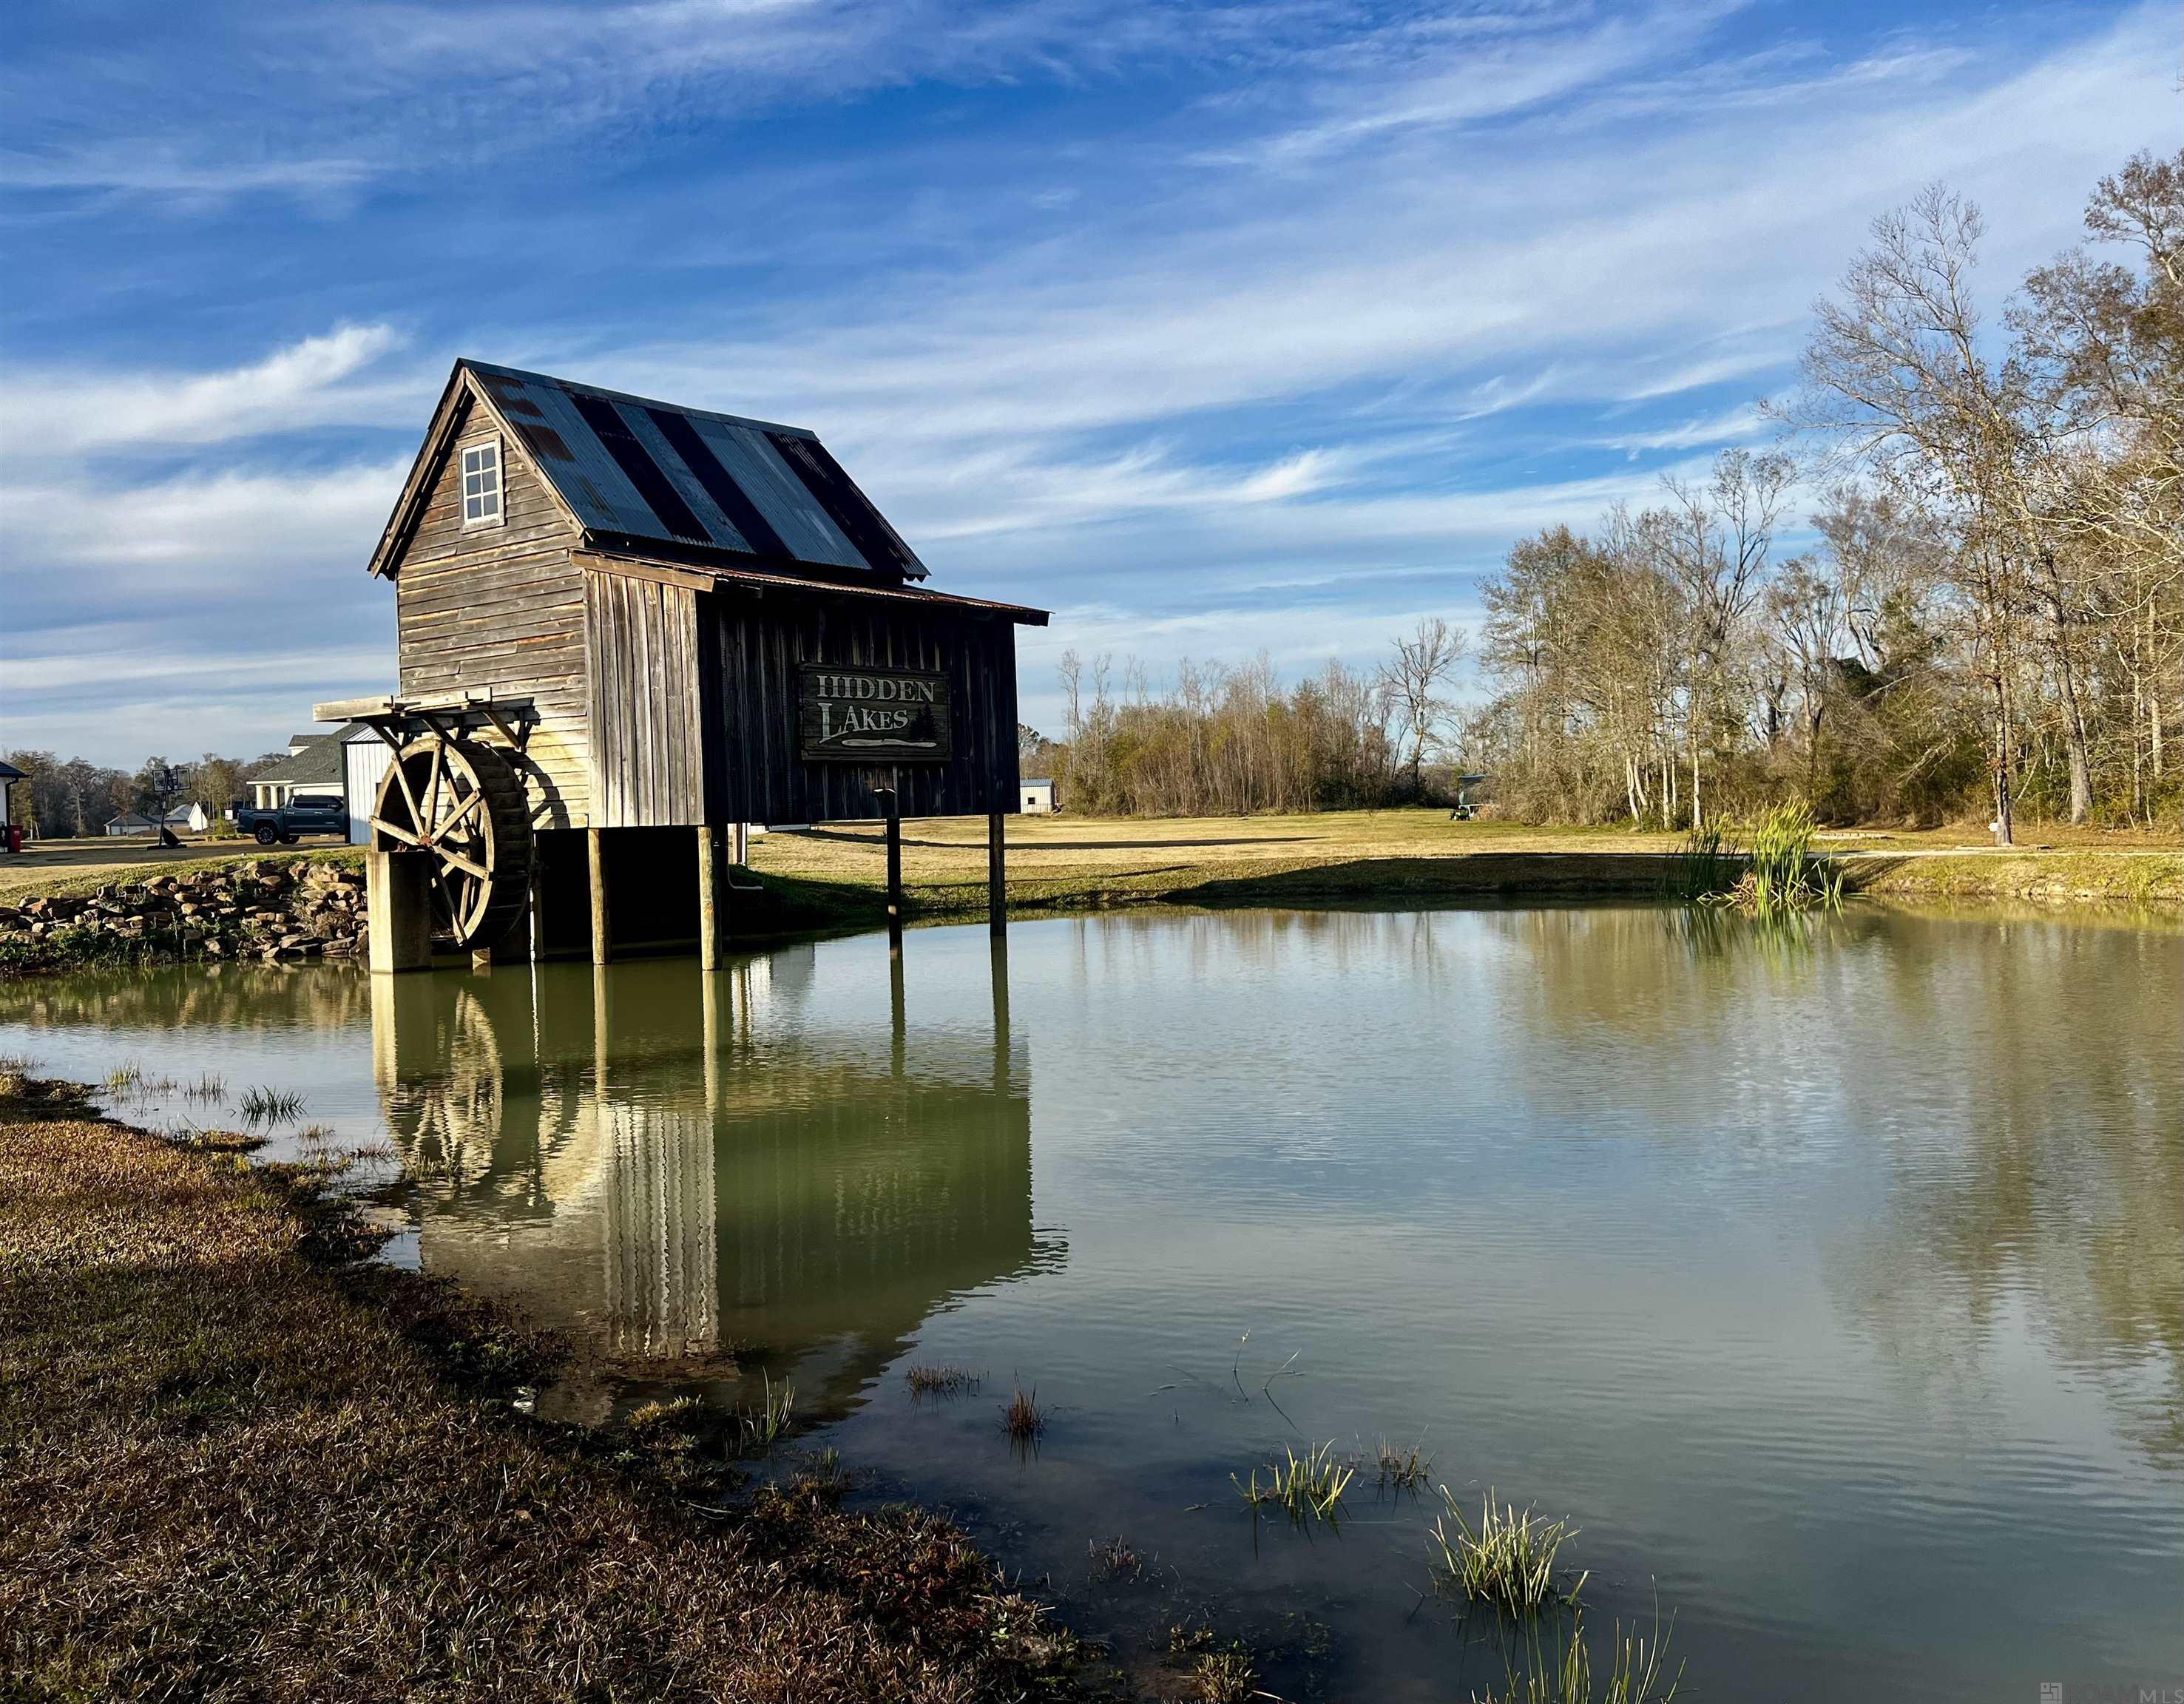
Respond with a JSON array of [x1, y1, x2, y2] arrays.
[[747, 809, 2180, 919], [0, 1077, 1087, 1703]]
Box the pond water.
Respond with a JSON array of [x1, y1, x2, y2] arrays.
[[4, 905, 2180, 1700]]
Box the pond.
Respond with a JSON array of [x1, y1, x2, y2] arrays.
[[4, 904, 2180, 1700]]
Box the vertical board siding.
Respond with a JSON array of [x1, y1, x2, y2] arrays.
[[700, 588, 1021, 825], [586, 572, 705, 826]]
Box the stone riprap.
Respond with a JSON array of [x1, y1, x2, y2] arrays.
[[0, 858, 368, 976]]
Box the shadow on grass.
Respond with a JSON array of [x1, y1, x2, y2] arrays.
[[1169, 853, 1691, 907], [791, 827, 1322, 853]]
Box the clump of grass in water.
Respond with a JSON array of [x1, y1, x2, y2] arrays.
[[1233, 1439, 1353, 1524], [1001, 1385, 1047, 1447], [239, 1086, 306, 1125], [1186, 1649, 1262, 1703], [905, 1364, 981, 1400], [1430, 1487, 1586, 1616], [1743, 801, 1843, 919], [1375, 1436, 1433, 1493], [1666, 825, 1742, 904], [183, 1072, 228, 1104], [0, 1055, 37, 1098], [1673, 802, 1842, 916], [734, 1372, 795, 1450], [1473, 1606, 1682, 1704], [1087, 1535, 1141, 1581]]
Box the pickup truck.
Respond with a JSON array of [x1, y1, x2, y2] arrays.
[[231, 793, 348, 845]]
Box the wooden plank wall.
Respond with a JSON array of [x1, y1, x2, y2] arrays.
[[394, 393, 594, 828], [584, 571, 707, 827], [703, 586, 1022, 824]]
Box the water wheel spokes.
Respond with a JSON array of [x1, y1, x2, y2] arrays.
[[370, 735, 534, 950]]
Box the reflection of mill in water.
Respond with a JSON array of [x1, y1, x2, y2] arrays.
[[373, 940, 1046, 1419]]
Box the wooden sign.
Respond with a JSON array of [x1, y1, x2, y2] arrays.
[[798, 663, 952, 763]]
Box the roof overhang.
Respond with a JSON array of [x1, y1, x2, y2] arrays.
[[575, 547, 1049, 626]]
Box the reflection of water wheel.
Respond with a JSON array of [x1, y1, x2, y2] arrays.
[[370, 737, 533, 949], [382, 985, 507, 1190]]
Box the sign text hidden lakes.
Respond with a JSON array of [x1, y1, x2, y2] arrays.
[[798, 663, 953, 763]]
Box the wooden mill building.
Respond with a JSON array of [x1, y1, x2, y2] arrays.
[[320, 359, 1047, 972]]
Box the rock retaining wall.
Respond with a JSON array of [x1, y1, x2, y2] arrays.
[[0, 858, 368, 976]]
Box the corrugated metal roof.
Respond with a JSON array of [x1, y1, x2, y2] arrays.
[[463, 361, 927, 581]]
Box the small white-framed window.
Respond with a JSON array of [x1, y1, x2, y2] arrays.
[[460, 439, 503, 527]]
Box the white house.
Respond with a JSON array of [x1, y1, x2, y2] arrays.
[[1019, 778, 1056, 815], [249, 721, 371, 811]]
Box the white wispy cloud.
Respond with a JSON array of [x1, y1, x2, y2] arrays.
[[0, 325, 416, 456]]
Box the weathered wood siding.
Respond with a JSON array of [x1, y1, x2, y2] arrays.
[[701, 586, 1021, 824], [393, 391, 592, 828], [584, 572, 706, 828]]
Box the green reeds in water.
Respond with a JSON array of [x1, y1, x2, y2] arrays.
[[1375, 1436, 1433, 1493], [1745, 802, 1843, 919], [905, 1364, 981, 1400], [1430, 1487, 1586, 1616], [1666, 825, 1741, 904], [1002, 1385, 1048, 1447], [1234, 1439, 1354, 1524], [239, 1086, 306, 1125], [1671, 802, 1842, 916], [1471, 1607, 1682, 1704], [734, 1371, 795, 1450]]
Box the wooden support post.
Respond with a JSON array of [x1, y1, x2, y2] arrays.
[[367, 850, 433, 974], [587, 827, 612, 965], [883, 796, 904, 947], [731, 821, 749, 866], [987, 810, 1007, 935], [697, 823, 728, 971]]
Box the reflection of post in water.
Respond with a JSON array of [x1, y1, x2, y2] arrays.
[[890, 944, 907, 1077], [593, 964, 722, 1361], [990, 933, 1010, 1091]]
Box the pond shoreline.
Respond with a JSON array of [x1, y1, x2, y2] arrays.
[[1, 834, 2172, 979], [0, 1072, 1096, 1701]]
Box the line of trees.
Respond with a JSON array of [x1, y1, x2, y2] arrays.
[[3, 749, 284, 839], [1475, 152, 2180, 837], [1049, 621, 1467, 816]]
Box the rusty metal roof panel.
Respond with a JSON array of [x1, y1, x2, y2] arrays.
[[460, 359, 927, 581], [692, 419, 866, 570]]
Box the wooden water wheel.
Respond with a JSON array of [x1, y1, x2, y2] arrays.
[[370, 736, 533, 949]]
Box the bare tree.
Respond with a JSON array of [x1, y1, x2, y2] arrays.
[[1663, 449, 1793, 830], [1379, 617, 1467, 794], [1785, 186, 2035, 842]]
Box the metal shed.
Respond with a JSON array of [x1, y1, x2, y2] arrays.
[[324, 359, 1047, 973]]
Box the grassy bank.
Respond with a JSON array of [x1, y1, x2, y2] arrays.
[[749, 809, 2181, 919], [0, 1074, 1087, 1702]]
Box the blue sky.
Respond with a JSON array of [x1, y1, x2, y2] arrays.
[[1, 0, 2173, 764]]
